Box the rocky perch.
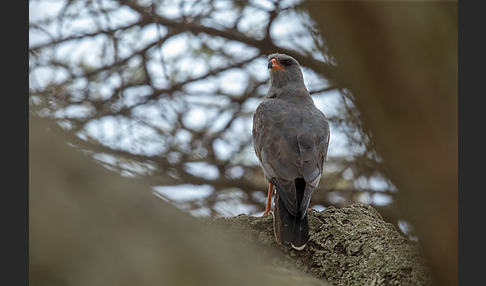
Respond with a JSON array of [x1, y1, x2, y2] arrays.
[[207, 203, 434, 286]]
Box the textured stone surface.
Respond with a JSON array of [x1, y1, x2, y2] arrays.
[[209, 204, 434, 286]]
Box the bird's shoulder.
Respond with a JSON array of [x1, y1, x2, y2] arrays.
[[255, 97, 327, 130], [253, 97, 329, 155]]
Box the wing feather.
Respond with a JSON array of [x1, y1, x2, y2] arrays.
[[253, 98, 329, 213]]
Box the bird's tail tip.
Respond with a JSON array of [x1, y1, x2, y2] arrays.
[[273, 191, 309, 251], [291, 242, 306, 250]]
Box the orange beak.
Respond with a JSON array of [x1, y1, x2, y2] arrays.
[[268, 58, 285, 71]]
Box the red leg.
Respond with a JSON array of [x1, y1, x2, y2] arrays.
[[262, 181, 274, 217]]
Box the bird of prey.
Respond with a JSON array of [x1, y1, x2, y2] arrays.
[[252, 53, 330, 250]]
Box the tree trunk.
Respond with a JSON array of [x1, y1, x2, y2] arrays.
[[302, 2, 458, 285]]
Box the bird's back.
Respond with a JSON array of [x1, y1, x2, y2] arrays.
[[253, 97, 329, 184], [252, 95, 329, 249]]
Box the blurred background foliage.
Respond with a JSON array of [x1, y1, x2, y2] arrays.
[[30, 0, 404, 233]]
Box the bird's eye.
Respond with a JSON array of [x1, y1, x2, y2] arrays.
[[281, 59, 291, 66]]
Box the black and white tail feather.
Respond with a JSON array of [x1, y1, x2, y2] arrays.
[[272, 178, 310, 250]]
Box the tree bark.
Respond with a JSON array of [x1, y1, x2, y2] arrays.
[[210, 204, 433, 286]]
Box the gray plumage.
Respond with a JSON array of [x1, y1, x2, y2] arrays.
[[252, 53, 330, 250]]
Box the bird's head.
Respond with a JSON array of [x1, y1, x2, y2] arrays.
[[268, 53, 305, 93], [267, 53, 306, 92]]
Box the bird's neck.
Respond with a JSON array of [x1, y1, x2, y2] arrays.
[[266, 84, 311, 102], [269, 73, 306, 90]]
